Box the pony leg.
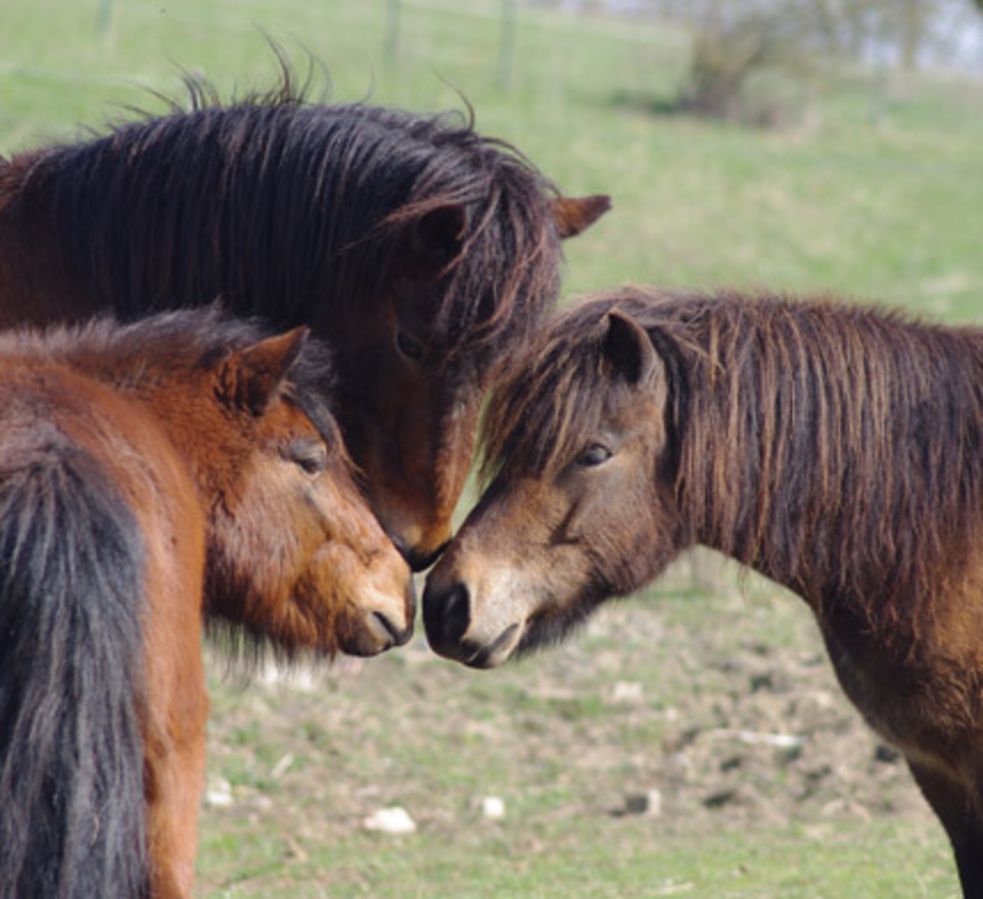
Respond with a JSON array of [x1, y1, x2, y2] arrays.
[[141, 631, 209, 899], [144, 702, 208, 899], [907, 759, 983, 897]]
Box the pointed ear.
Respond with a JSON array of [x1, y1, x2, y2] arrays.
[[601, 310, 661, 387], [217, 327, 309, 416], [551, 194, 611, 239], [410, 203, 469, 268]]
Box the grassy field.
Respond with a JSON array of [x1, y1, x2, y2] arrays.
[[192, 578, 958, 897], [3, 0, 982, 896]]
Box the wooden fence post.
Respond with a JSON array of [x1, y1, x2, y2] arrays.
[[498, 0, 517, 90], [96, 0, 114, 34], [385, 0, 401, 67]]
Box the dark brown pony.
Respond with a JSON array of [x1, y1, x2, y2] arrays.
[[0, 307, 412, 899], [424, 287, 983, 895], [0, 74, 609, 569]]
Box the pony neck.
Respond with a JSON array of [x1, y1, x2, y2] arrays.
[[671, 294, 983, 633]]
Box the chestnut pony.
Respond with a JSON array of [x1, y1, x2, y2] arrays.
[[0, 307, 412, 899], [0, 74, 609, 569], [425, 287, 983, 895]]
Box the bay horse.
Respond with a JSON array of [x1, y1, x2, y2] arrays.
[[0, 306, 412, 899], [0, 73, 609, 569], [423, 287, 983, 895]]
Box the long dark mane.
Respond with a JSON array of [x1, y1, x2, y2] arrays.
[[1, 70, 561, 369], [482, 288, 983, 636]]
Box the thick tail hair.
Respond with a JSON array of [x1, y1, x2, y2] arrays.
[[0, 442, 149, 898]]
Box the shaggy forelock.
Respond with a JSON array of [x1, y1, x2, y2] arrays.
[[480, 298, 624, 483]]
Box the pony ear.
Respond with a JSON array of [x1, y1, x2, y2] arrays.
[[410, 203, 469, 268], [601, 310, 660, 387], [218, 327, 309, 416], [551, 194, 611, 239]]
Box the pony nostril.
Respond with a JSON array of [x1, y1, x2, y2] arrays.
[[372, 610, 412, 646], [437, 582, 470, 644]]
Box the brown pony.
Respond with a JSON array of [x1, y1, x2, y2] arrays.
[[424, 287, 983, 895], [0, 307, 412, 899], [0, 72, 609, 569]]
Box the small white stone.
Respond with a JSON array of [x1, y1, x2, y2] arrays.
[[625, 788, 663, 817], [611, 681, 644, 703], [481, 796, 506, 820], [205, 777, 234, 808], [362, 806, 417, 835]]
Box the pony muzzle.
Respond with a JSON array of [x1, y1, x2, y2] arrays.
[[355, 579, 415, 654], [422, 579, 524, 668], [398, 538, 450, 573]]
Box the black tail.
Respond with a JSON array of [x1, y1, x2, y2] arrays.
[[0, 439, 149, 898]]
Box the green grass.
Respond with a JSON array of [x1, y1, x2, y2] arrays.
[[198, 818, 955, 898], [191, 576, 960, 897], [191, 572, 959, 897], [2, 1, 980, 896]]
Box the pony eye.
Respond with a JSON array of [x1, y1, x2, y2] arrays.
[[577, 444, 613, 468], [395, 329, 425, 362], [285, 439, 329, 475]]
